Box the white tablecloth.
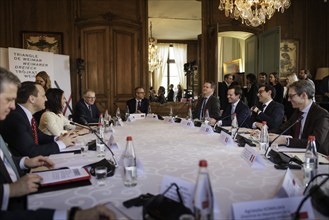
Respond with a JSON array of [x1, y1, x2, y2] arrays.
[[29, 119, 289, 219]]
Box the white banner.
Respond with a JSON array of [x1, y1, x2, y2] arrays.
[[8, 47, 54, 82]]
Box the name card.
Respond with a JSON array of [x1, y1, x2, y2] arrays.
[[241, 145, 265, 169], [181, 119, 195, 128], [146, 113, 158, 119], [200, 123, 214, 134], [164, 117, 175, 123], [276, 168, 303, 198], [128, 113, 146, 121], [231, 196, 314, 220], [219, 131, 235, 146]]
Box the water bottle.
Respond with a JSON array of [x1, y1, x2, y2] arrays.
[[259, 121, 269, 154], [122, 136, 137, 187], [303, 136, 318, 187], [116, 107, 121, 119], [96, 115, 105, 157], [194, 160, 214, 220], [169, 106, 173, 118], [204, 109, 210, 125], [148, 105, 152, 114], [104, 110, 109, 127], [231, 113, 238, 139], [187, 106, 193, 120], [125, 105, 130, 121]]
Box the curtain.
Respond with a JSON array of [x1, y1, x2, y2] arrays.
[[172, 43, 187, 88], [218, 37, 224, 82], [154, 43, 169, 91]]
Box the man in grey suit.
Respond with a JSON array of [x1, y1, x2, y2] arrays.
[[271, 80, 329, 155], [193, 81, 221, 122]]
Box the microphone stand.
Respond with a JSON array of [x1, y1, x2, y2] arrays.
[[265, 115, 303, 157], [233, 114, 250, 140], [73, 121, 118, 167]]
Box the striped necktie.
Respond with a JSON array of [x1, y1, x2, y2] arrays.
[[0, 135, 20, 179], [31, 117, 39, 144]]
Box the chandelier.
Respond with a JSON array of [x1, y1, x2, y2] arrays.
[[218, 0, 291, 27], [148, 22, 162, 72]]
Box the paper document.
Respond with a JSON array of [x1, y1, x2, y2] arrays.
[[35, 168, 91, 186]]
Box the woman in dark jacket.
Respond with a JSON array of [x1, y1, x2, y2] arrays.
[[269, 72, 284, 103]]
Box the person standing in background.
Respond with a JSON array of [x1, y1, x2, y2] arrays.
[[258, 72, 267, 86], [218, 74, 234, 115], [34, 71, 51, 125], [269, 72, 284, 103], [176, 84, 183, 102], [167, 84, 174, 102], [244, 73, 259, 108]]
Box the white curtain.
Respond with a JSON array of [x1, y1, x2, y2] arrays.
[[172, 43, 187, 88], [154, 43, 169, 90]]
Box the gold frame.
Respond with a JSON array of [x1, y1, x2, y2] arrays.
[[223, 58, 242, 75], [22, 31, 63, 54]]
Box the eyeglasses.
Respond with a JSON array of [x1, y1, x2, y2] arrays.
[[287, 93, 298, 99], [85, 96, 96, 99]]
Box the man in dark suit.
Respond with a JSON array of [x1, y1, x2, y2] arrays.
[[217, 85, 250, 127], [0, 81, 76, 157], [218, 74, 233, 114], [249, 85, 284, 130], [0, 67, 116, 220], [244, 73, 259, 108], [270, 80, 329, 155], [126, 87, 149, 114], [193, 81, 221, 121], [73, 89, 100, 124]]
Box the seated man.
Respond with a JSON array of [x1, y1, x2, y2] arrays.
[[249, 85, 284, 130], [271, 80, 329, 155], [126, 87, 149, 114], [193, 81, 221, 121], [216, 85, 250, 127], [73, 89, 100, 124], [0, 81, 76, 157], [0, 67, 115, 220]]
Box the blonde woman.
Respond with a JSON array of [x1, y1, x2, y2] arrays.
[[283, 73, 298, 120], [35, 71, 51, 91]]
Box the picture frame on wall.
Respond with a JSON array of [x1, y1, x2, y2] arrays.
[[223, 58, 241, 75], [280, 39, 299, 78], [22, 31, 63, 54]]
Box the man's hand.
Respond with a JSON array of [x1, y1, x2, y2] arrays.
[[269, 133, 287, 145], [209, 118, 217, 126], [58, 131, 77, 146], [73, 204, 116, 220], [9, 174, 42, 197], [24, 156, 54, 169]]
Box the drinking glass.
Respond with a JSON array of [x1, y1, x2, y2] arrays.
[[95, 166, 107, 186]]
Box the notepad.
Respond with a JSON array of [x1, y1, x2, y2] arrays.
[[34, 168, 91, 187]]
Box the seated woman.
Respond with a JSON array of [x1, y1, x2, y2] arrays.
[[39, 88, 76, 136]]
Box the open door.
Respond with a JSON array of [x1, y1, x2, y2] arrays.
[[258, 26, 281, 74]]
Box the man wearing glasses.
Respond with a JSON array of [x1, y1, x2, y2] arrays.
[[249, 85, 284, 130], [73, 89, 100, 124], [270, 80, 329, 155], [126, 87, 149, 114]]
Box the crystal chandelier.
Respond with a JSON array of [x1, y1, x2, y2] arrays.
[[148, 22, 162, 72], [218, 0, 291, 27]]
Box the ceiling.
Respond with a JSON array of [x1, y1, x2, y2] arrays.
[[148, 0, 202, 40], [148, 1, 253, 41]]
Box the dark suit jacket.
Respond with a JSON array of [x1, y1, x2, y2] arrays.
[[221, 100, 250, 127], [319, 75, 329, 95], [218, 82, 229, 111], [272, 103, 329, 155], [126, 98, 149, 114], [0, 209, 54, 220], [273, 83, 284, 103], [73, 99, 100, 124], [249, 100, 284, 130], [0, 151, 27, 211], [0, 105, 60, 157], [193, 95, 221, 120], [244, 83, 259, 108]]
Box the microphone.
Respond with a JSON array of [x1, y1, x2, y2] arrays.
[[265, 115, 304, 158], [70, 121, 90, 130], [233, 114, 250, 140], [78, 118, 118, 167]]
